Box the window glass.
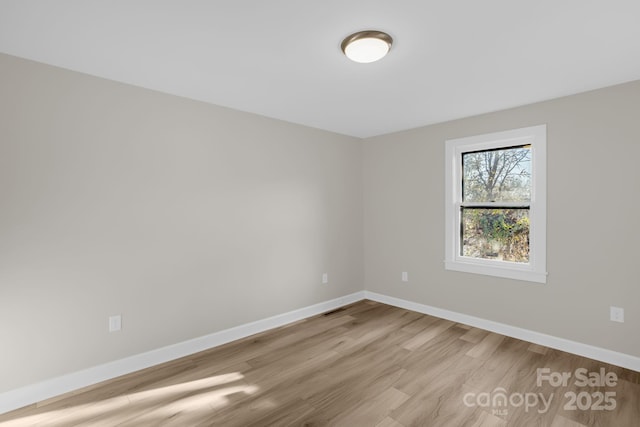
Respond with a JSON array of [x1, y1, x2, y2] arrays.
[[461, 208, 530, 262], [462, 145, 531, 203]]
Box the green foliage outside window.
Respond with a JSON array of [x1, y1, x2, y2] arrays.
[[462, 208, 529, 262]]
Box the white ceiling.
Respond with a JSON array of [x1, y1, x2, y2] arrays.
[[1, 1, 640, 138]]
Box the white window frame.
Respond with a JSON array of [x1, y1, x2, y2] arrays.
[[444, 125, 547, 283]]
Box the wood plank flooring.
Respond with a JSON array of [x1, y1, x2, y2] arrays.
[[1, 300, 638, 426]]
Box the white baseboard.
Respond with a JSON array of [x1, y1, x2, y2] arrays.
[[0, 291, 366, 415], [364, 291, 640, 372]]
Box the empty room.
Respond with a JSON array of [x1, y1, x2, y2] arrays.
[[1, 1, 639, 426]]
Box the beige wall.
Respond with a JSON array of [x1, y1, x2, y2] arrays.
[[364, 80, 640, 358], [0, 54, 363, 393]]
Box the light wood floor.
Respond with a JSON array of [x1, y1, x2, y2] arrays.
[[1, 300, 638, 426]]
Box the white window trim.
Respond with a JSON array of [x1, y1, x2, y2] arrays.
[[444, 125, 547, 283]]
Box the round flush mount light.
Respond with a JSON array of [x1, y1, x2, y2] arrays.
[[341, 30, 393, 63]]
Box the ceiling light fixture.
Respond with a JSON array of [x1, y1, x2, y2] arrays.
[[341, 30, 393, 63]]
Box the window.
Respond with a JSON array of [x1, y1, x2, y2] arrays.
[[445, 125, 547, 283]]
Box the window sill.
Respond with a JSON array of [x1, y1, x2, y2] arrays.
[[444, 260, 547, 283]]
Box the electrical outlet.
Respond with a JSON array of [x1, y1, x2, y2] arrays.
[[402, 272, 408, 282], [610, 306, 624, 323], [322, 273, 328, 284], [109, 314, 122, 332]]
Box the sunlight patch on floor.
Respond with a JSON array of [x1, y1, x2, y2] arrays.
[[0, 372, 259, 427], [126, 372, 244, 402], [127, 384, 260, 425]]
